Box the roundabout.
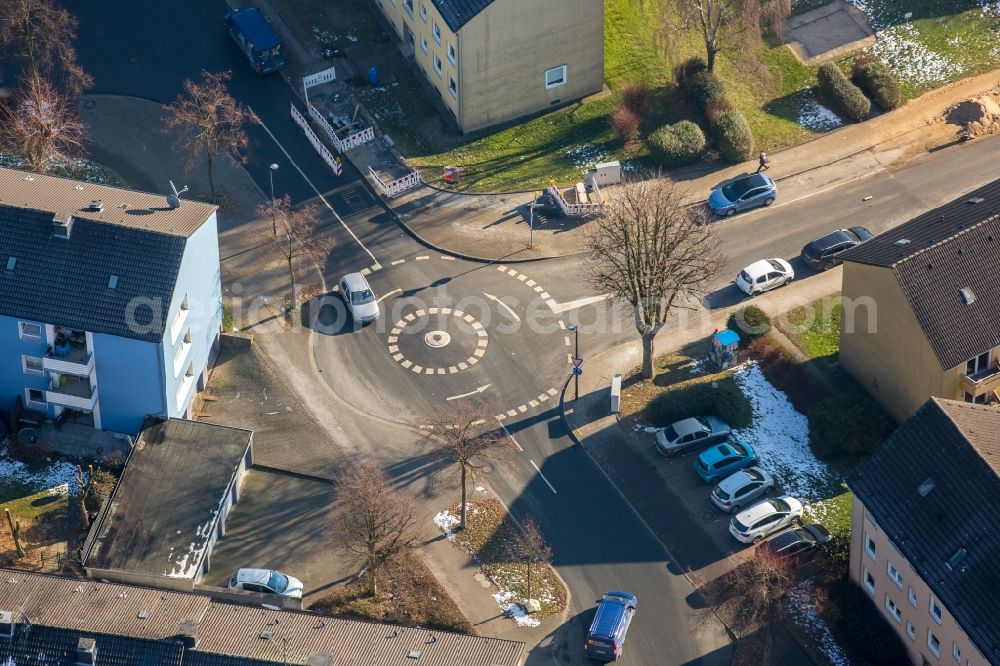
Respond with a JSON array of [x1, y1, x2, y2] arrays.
[[388, 307, 489, 374]]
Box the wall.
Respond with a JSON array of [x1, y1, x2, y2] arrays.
[[160, 213, 222, 419], [90, 334, 164, 434], [458, 0, 604, 132], [840, 262, 946, 423], [0, 315, 51, 416], [850, 496, 988, 666], [83, 567, 194, 593]]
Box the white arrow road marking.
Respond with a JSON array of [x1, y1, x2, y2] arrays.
[[547, 293, 612, 314], [483, 293, 520, 322], [377, 288, 402, 303], [446, 384, 492, 401]]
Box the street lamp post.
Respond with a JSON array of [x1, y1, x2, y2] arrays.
[[528, 192, 538, 250], [568, 324, 579, 401], [268, 163, 280, 236]]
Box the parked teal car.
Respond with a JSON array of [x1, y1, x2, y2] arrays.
[[694, 440, 757, 483]]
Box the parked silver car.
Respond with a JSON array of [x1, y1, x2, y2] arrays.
[[710, 466, 775, 512], [729, 496, 804, 544], [228, 568, 304, 598], [339, 272, 379, 324], [654, 416, 731, 456]]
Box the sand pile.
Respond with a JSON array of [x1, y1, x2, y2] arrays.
[[945, 92, 1000, 136]]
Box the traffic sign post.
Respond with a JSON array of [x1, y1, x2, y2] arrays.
[[572, 367, 583, 376]]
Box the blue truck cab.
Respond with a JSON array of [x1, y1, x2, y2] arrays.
[[225, 8, 286, 74], [585, 591, 637, 661]]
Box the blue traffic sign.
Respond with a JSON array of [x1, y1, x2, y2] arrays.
[[572, 367, 583, 376]]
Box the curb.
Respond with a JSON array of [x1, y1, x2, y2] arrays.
[[252, 463, 335, 484]]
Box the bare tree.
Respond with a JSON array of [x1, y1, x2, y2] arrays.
[[513, 515, 552, 604], [255, 195, 327, 311], [332, 462, 417, 597], [164, 69, 251, 202], [424, 403, 507, 531], [0, 71, 86, 173], [704, 546, 795, 637], [669, 0, 791, 73], [584, 178, 724, 379], [0, 0, 92, 96]]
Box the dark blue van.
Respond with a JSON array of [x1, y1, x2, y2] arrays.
[[585, 591, 637, 661], [225, 8, 286, 74]]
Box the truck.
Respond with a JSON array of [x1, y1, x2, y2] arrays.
[[225, 8, 286, 74]]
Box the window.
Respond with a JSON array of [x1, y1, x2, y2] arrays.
[[953, 643, 961, 662], [25, 388, 46, 408], [928, 631, 941, 657], [21, 355, 44, 376], [544, 65, 567, 89], [906, 623, 916, 640], [887, 561, 903, 588], [865, 533, 877, 560], [419, 3, 427, 21], [909, 587, 918, 608], [403, 0, 413, 16], [432, 20, 441, 43], [420, 36, 428, 54], [930, 596, 943, 624], [18, 321, 42, 341], [447, 41, 456, 64], [884, 596, 901, 622], [448, 77, 457, 98], [866, 509, 880, 530], [433, 53, 442, 77], [863, 568, 875, 595], [966, 351, 990, 375]]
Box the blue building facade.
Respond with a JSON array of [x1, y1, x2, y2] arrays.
[[0, 169, 221, 435]]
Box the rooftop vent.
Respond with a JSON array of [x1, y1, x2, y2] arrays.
[[407, 650, 422, 660], [5, 257, 15, 272], [52, 214, 73, 239], [960, 287, 977, 305], [177, 619, 199, 649], [918, 478, 935, 497], [108, 275, 118, 290], [945, 548, 968, 572], [894, 238, 911, 246], [967, 197, 985, 205], [138, 610, 149, 620], [307, 653, 335, 666], [86, 200, 103, 212], [0, 610, 13, 639], [76, 637, 97, 666]]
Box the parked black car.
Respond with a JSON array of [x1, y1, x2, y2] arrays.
[[759, 523, 831, 559], [800, 227, 874, 270]]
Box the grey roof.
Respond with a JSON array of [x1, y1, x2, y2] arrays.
[[839, 181, 1000, 369], [848, 398, 1000, 663], [85, 418, 253, 579], [430, 0, 497, 31], [0, 204, 186, 343], [0, 570, 524, 665]]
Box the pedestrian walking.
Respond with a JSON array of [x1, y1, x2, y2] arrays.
[[756, 151, 769, 173]]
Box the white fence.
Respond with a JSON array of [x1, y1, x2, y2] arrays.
[[547, 183, 606, 217], [307, 105, 374, 154], [369, 167, 421, 197], [302, 65, 336, 105], [291, 103, 343, 176]]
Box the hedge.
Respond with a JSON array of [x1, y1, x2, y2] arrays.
[[711, 109, 755, 163], [852, 59, 902, 111], [645, 374, 753, 429], [85, 469, 118, 513], [685, 70, 727, 111], [727, 305, 770, 345], [808, 390, 892, 458], [817, 61, 870, 122], [674, 56, 707, 88], [647, 121, 706, 167]]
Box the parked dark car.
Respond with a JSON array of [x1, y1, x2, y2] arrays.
[[800, 227, 874, 271], [759, 523, 831, 559]]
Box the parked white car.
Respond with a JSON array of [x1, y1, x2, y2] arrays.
[[710, 466, 775, 513], [735, 259, 794, 296], [339, 272, 379, 324], [729, 496, 803, 544], [228, 568, 304, 598]]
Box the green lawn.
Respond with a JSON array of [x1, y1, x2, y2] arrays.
[[777, 294, 842, 359], [803, 489, 853, 561]]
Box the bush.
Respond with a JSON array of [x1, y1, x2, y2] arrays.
[[674, 56, 707, 88], [852, 56, 902, 111], [85, 469, 118, 514], [646, 375, 753, 429], [610, 104, 640, 144], [817, 61, 871, 122], [685, 70, 727, 110], [646, 121, 706, 167], [620, 81, 649, 115], [712, 109, 755, 163], [809, 390, 892, 459], [828, 578, 911, 666], [727, 306, 771, 345]]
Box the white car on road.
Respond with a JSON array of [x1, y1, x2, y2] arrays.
[[735, 259, 794, 296], [339, 272, 379, 324], [729, 496, 803, 544]]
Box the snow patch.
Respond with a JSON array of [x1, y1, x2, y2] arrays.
[[0, 450, 81, 496], [564, 144, 610, 169], [493, 589, 541, 627], [796, 97, 844, 132], [788, 579, 851, 666], [866, 22, 962, 87], [433, 510, 460, 539]]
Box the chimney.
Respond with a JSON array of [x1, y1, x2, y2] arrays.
[[0, 610, 13, 639], [52, 213, 74, 239], [76, 637, 97, 665], [178, 619, 199, 649], [307, 653, 335, 666]]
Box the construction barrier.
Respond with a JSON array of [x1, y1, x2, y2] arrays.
[[302, 65, 337, 105], [369, 166, 421, 197], [307, 105, 375, 154], [547, 183, 606, 217], [291, 104, 342, 176]]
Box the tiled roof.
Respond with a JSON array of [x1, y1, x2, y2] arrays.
[[0, 204, 186, 343], [839, 181, 1000, 369], [848, 398, 1000, 663], [0, 166, 216, 237], [85, 418, 253, 580], [0, 570, 524, 665], [430, 0, 497, 31], [0, 625, 186, 665]]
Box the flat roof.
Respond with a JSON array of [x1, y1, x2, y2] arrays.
[[86, 418, 253, 579]]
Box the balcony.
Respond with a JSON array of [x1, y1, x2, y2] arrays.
[[47, 376, 98, 411], [960, 365, 1000, 402], [43, 344, 94, 376]]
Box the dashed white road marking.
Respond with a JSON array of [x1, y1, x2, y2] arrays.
[[360, 267, 371, 276], [564, 335, 571, 346], [391, 259, 406, 266], [507, 409, 517, 417], [546, 388, 558, 396], [441, 255, 456, 261], [529, 399, 539, 408], [530, 460, 557, 494], [558, 320, 566, 330], [518, 405, 527, 413], [483, 292, 521, 322], [378, 288, 402, 303], [496, 418, 524, 452], [538, 393, 549, 402], [416, 255, 430, 261]]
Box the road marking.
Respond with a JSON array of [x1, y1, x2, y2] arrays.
[[526, 279, 536, 287], [496, 418, 524, 452], [401, 360, 412, 368], [411, 364, 423, 373], [404, 313, 416, 322], [483, 292, 521, 322], [472, 418, 486, 425], [540, 292, 550, 299], [538, 393, 549, 402], [518, 404, 527, 413], [546, 388, 558, 396], [529, 399, 539, 408], [416, 255, 430, 261], [391, 259, 406, 266], [474, 348, 486, 358], [530, 460, 557, 494], [507, 409, 517, 417], [448, 366, 458, 374], [425, 368, 435, 375], [507, 269, 518, 277], [548, 293, 612, 314], [253, 113, 379, 266], [534, 285, 544, 293], [558, 320, 566, 330], [496, 413, 507, 420], [387, 336, 398, 343], [414, 309, 426, 317], [564, 335, 571, 346], [378, 288, 402, 303], [388, 345, 399, 353], [497, 265, 507, 272], [517, 274, 528, 282], [360, 267, 371, 276], [441, 255, 456, 261], [392, 353, 404, 361]]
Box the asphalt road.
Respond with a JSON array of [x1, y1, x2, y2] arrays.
[[68, 1, 1000, 663]]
